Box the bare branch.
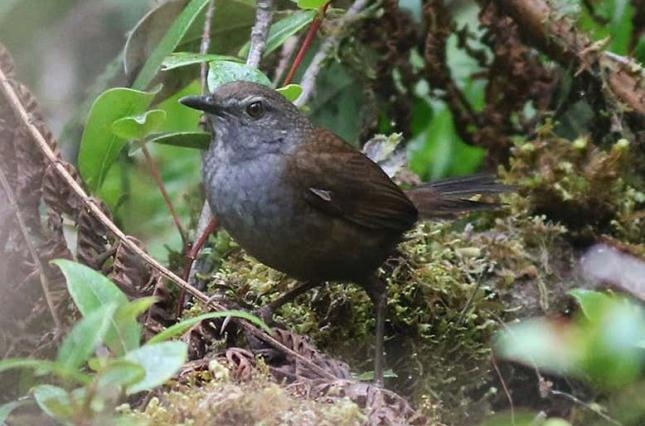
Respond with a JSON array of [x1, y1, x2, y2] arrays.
[[200, 0, 216, 94], [246, 0, 273, 68], [295, 0, 369, 107]]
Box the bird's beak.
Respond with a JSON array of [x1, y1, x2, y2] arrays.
[[179, 95, 216, 113]]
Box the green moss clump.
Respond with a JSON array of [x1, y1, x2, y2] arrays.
[[205, 209, 574, 424], [502, 129, 644, 244], [193, 127, 645, 424], [126, 368, 365, 426]]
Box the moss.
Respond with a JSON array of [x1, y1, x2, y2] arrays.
[[203, 207, 577, 424], [192, 127, 644, 424], [502, 129, 644, 244], [125, 373, 365, 426]]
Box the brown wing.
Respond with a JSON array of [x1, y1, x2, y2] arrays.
[[288, 129, 418, 232]]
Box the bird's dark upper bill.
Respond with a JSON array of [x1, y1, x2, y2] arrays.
[[179, 95, 214, 112]]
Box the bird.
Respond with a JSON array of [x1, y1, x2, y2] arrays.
[[180, 81, 506, 386]]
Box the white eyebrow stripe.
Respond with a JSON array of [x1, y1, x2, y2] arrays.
[[241, 96, 264, 104]]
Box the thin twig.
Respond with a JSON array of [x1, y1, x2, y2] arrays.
[[282, 1, 331, 86], [549, 389, 622, 425], [295, 0, 369, 107], [141, 145, 187, 244], [273, 36, 298, 86], [0, 67, 336, 382], [0, 165, 61, 329], [200, 0, 216, 95], [246, 0, 274, 68], [491, 355, 515, 426]]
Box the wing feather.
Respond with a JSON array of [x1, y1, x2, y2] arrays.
[[289, 129, 418, 232]]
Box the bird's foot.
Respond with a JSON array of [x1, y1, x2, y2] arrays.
[[254, 304, 275, 325]]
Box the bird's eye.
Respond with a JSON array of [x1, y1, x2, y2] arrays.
[[245, 101, 264, 118]]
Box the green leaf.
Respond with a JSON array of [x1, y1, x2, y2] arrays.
[[110, 297, 159, 346], [131, 0, 210, 90], [568, 289, 613, 323], [238, 10, 316, 58], [208, 60, 271, 92], [494, 318, 581, 375], [0, 400, 29, 424], [112, 109, 167, 141], [276, 84, 303, 102], [124, 0, 256, 102], [52, 260, 139, 356], [297, 0, 328, 10], [78, 87, 157, 190], [125, 342, 188, 394], [148, 131, 211, 150], [495, 297, 645, 389], [116, 297, 158, 321], [56, 303, 117, 371], [0, 359, 90, 384], [161, 52, 241, 71], [408, 99, 485, 180], [96, 360, 146, 390], [32, 385, 73, 421], [148, 310, 271, 345]]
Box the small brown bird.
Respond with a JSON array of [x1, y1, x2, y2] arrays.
[[180, 81, 505, 385]]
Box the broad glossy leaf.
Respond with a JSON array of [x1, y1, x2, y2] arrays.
[[148, 309, 271, 344], [112, 109, 167, 140], [162, 52, 241, 71], [78, 87, 156, 190], [238, 10, 316, 58], [208, 60, 271, 92], [56, 303, 116, 371], [130, 0, 209, 90], [125, 341, 188, 394], [52, 260, 139, 356], [276, 83, 303, 102], [148, 131, 211, 150]]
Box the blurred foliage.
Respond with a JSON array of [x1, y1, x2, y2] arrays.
[[496, 289, 645, 389]]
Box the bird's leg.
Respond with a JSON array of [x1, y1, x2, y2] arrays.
[[256, 280, 320, 323], [365, 276, 388, 387]]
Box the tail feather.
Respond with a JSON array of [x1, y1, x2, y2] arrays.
[[405, 174, 512, 219]]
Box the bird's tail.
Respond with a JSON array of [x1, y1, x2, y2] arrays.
[[404, 174, 511, 219]]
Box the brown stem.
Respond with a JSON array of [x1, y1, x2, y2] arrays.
[[295, 0, 368, 107], [176, 215, 219, 315], [141, 145, 187, 244], [282, 1, 331, 86]]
